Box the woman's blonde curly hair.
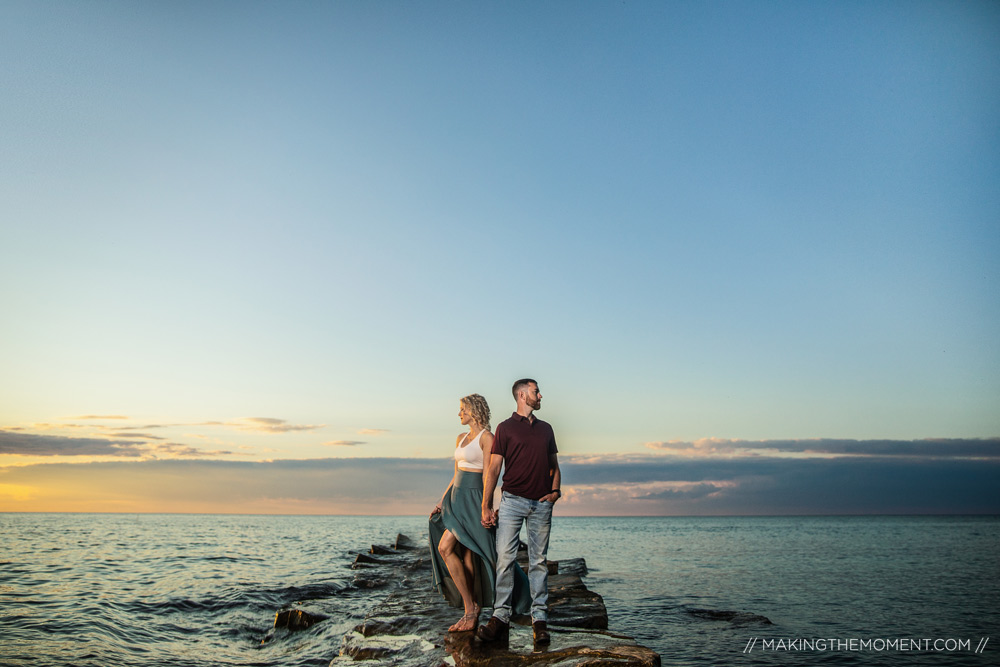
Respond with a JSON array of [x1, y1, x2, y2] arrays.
[[461, 393, 491, 431]]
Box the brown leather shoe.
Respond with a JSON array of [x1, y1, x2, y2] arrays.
[[476, 616, 509, 643], [533, 620, 551, 645]]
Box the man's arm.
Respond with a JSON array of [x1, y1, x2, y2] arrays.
[[481, 453, 503, 527], [540, 452, 561, 503]]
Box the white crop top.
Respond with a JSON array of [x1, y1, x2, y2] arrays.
[[455, 429, 486, 471]]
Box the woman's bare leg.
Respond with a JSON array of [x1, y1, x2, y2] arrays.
[[438, 529, 478, 629], [462, 547, 475, 591]]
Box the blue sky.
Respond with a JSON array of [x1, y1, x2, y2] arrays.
[[1, 1, 998, 514]]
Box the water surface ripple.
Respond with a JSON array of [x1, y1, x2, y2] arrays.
[[1, 514, 996, 666]]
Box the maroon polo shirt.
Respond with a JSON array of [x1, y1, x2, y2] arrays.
[[493, 412, 558, 501]]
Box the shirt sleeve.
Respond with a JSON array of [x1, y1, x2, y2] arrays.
[[493, 423, 507, 458], [549, 425, 558, 455]]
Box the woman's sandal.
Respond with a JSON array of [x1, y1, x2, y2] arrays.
[[448, 604, 481, 632]]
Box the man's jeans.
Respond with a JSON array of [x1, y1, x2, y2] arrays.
[[492, 491, 553, 623]]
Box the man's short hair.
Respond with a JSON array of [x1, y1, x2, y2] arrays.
[[512, 378, 537, 400]]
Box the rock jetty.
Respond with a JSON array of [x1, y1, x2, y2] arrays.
[[323, 533, 660, 666]]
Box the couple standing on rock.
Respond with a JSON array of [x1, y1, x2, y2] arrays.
[[428, 378, 561, 648]]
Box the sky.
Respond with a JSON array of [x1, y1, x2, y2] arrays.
[[1, 1, 998, 515]]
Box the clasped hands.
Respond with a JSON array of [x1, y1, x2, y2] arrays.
[[480, 507, 499, 528]]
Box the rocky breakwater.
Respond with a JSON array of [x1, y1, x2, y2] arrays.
[[325, 533, 660, 666]]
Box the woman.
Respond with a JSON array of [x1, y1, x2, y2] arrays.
[[428, 393, 528, 632]]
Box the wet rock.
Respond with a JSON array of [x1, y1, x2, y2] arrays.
[[351, 572, 390, 589], [687, 608, 773, 626], [547, 574, 608, 630], [403, 556, 428, 572], [331, 533, 659, 666], [356, 617, 424, 638], [273, 608, 326, 631], [443, 629, 660, 666], [370, 544, 395, 555], [556, 557, 588, 577], [395, 533, 419, 550], [353, 579, 452, 639], [339, 630, 437, 661], [353, 553, 382, 567]]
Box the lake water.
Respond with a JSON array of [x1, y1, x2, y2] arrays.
[[1, 514, 996, 666]]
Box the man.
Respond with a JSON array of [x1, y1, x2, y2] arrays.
[[478, 378, 561, 646]]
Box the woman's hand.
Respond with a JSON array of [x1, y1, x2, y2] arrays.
[[481, 506, 498, 528], [430, 504, 442, 519]]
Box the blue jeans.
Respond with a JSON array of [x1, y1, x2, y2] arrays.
[[492, 491, 553, 623]]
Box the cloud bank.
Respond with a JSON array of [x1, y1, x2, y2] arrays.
[[644, 437, 1000, 459], [559, 454, 999, 515], [0, 430, 234, 459], [0, 416, 326, 461], [0, 431, 149, 457], [2, 447, 997, 515]]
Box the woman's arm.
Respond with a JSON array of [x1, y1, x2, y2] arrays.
[[479, 431, 495, 495], [481, 449, 503, 528]]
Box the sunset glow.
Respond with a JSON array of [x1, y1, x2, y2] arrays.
[[2, 2, 997, 516]]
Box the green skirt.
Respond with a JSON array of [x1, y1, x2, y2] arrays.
[[428, 469, 529, 613]]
